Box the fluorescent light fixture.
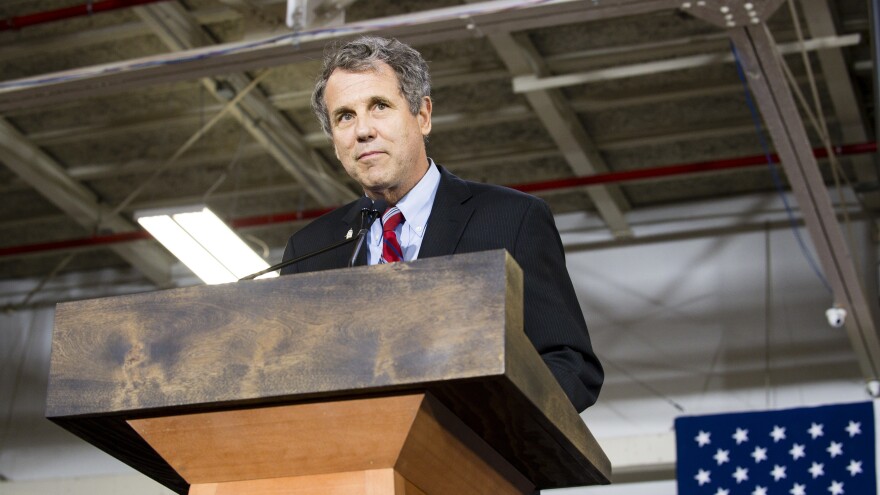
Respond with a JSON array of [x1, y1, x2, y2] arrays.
[[136, 206, 277, 284]]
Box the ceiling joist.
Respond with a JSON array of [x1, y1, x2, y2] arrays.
[[134, 2, 355, 206], [0, 117, 174, 286]]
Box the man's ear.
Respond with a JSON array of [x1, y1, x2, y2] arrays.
[[418, 96, 432, 136]]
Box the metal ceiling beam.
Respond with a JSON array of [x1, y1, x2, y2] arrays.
[[0, 117, 174, 286], [799, 0, 877, 206], [134, 1, 355, 206], [0, 0, 679, 112], [0, 5, 237, 62], [513, 34, 860, 93], [728, 24, 880, 385], [572, 75, 821, 111], [486, 31, 632, 237], [0, 0, 171, 31]]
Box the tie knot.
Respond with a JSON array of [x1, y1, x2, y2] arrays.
[[382, 207, 404, 232]]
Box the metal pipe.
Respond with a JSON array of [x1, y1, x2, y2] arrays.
[[0, 141, 875, 259], [0, 0, 170, 31]]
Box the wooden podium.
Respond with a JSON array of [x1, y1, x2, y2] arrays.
[[46, 250, 610, 494]]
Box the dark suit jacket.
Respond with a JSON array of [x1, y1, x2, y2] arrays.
[[281, 165, 603, 411]]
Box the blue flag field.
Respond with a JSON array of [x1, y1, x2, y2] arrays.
[[675, 401, 878, 495]]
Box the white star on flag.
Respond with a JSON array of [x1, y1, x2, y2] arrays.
[[733, 466, 749, 483], [827, 441, 843, 458], [715, 489, 730, 495], [733, 428, 750, 444], [790, 443, 806, 460], [845, 421, 861, 438], [751, 446, 768, 463], [752, 485, 768, 495], [771, 425, 787, 442], [828, 480, 844, 495], [695, 469, 711, 486], [846, 460, 862, 476], [809, 461, 825, 479], [714, 448, 730, 465], [770, 464, 787, 481], [696, 430, 712, 447], [790, 483, 806, 495], [808, 422, 825, 439]]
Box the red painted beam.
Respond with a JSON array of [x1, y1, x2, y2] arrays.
[[0, 141, 875, 258], [0, 230, 150, 257], [0, 0, 170, 31], [509, 141, 877, 193]]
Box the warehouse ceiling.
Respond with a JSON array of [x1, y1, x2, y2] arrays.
[[0, 0, 875, 286], [0, 1, 878, 487]]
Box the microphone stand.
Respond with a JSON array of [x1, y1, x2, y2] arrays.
[[238, 236, 359, 281], [239, 199, 385, 281], [348, 199, 385, 267]]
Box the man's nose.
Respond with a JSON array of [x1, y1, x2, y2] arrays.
[[355, 115, 375, 141]]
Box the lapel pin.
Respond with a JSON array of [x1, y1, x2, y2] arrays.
[[345, 229, 353, 239]]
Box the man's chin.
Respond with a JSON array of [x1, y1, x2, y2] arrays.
[[364, 186, 391, 198]]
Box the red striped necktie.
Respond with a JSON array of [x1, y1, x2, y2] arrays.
[[380, 207, 405, 263]]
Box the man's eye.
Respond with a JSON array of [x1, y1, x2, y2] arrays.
[[375, 103, 387, 110], [338, 113, 353, 122]]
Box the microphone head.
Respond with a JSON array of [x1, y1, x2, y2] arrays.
[[356, 196, 373, 211], [371, 199, 388, 214]]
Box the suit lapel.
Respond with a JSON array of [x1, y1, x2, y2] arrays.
[[335, 199, 369, 267], [419, 166, 474, 259]]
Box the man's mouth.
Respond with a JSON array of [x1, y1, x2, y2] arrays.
[[357, 151, 384, 160]]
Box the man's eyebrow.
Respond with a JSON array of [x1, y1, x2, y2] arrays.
[[330, 105, 352, 121], [369, 95, 393, 106]]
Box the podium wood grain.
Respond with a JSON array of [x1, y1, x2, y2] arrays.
[[130, 393, 534, 494], [47, 250, 610, 494], [186, 469, 426, 495]]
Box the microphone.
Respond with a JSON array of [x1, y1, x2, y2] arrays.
[[238, 197, 384, 281], [348, 199, 387, 267]]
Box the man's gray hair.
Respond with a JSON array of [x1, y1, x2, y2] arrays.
[[312, 36, 431, 135]]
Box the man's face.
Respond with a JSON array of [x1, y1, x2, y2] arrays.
[[324, 62, 432, 204]]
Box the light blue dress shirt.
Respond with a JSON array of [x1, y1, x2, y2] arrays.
[[366, 159, 441, 265]]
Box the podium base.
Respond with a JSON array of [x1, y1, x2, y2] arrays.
[[130, 393, 535, 495], [188, 468, 424, 495]]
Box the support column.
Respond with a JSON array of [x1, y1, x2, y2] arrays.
[[728, 24, 880, 384]]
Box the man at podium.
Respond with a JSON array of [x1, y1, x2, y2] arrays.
[[280, 36, 603, 412]]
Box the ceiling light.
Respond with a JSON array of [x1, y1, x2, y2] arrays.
[[135, 206, 277, 284]]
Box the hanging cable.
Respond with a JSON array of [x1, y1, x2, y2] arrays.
[[775, 51, 866, 273], [777, 2, 864, 269], [109, 69, 272, 217], [729, 41, 833, 294], [201, 124, 247, 204], [10, 253, 76, 311], [603, 357, 685, 413]]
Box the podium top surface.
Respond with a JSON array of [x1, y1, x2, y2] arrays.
[[47, 250, 610, 492]]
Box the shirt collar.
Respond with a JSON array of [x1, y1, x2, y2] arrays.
[[369, 159, 441, 246], [394, 158, 440, 239]]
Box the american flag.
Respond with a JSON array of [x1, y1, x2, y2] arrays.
[[675, 402, 877, 495]]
